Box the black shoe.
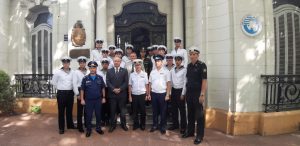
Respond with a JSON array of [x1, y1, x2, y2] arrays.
[[140, 125, 145, 131], [133, 126, 139, 131], [67, 125, 76, 129], [180, 129, 185, 134], [121, 125, 128, 131], [109, 126, 115, 133], [78, 128, 84, 133], [150, 127, 157, 132], [86, 131, 91, 137], [168, 126, 179, 130], [96, 129, 104, 135], [160, 129, 166, 134], [182, 132, 194, 138], [194, 137, 203, 145], [59, 130, 64, 134]]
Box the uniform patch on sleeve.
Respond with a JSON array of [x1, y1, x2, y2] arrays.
[[203, 69, 207, 72]]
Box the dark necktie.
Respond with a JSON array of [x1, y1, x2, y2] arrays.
[[131, 63, 134, 73]]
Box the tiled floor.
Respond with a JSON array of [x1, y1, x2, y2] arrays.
[[0, 113, 300, 146]]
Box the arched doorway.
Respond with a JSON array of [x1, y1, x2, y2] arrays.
[[114, 1, 166, 51]]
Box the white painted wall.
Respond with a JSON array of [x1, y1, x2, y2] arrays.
[[0, 0, 10, 73], [231, 0, 275, 112]]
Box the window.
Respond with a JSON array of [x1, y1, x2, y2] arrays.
[[274, 4, 300, 75], [31, 12, 53, 74]]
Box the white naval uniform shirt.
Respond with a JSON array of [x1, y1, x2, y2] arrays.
[[171, 48, 188, 67], [122, 55, 130, 63], [125, 60, 136, 75], [51, 68, 77, 93], [73, 68, 89, 95], [91, 48, 103, 61], [170, 66, 187, 95], [97, 69, 108, 87], [149, 67, 171, 93], [129, 71, 148, 95]]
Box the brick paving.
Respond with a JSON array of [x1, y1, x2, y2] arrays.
[[0, 113, 300, 146]]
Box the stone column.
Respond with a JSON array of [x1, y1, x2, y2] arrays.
[[0, 0, 10, 72], [172, 0, 183, 48], [193, 0, 203, 53], [96, 0, 107, 46]]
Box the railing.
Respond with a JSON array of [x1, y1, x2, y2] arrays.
[[261, 75, 300, 112], [14, 74, 56, 98]]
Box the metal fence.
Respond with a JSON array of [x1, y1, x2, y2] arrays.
[[261, 75, 300, 112], [14, 74, 56, 98]]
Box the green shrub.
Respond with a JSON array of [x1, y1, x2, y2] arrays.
[[0, 70, 15, 114]]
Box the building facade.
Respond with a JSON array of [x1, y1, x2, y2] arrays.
[[1, 0, 300, 135]]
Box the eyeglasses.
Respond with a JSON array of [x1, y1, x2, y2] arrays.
[[133, 61, 143, 64], [174, 39, 181, 43]]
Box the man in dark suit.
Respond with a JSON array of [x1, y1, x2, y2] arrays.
[[106, 57, 129, 132]]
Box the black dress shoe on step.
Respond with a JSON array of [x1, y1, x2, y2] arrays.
[[108, 126, 115, 133], [78, 128, 84, 133], [194, 137, 203, 145], [86, 131, 91, 137], [59, 130, 64, 134], [168, 126, 178, 130], [150, 127, 157, 132], [160, 129, 166, 134], [140, 125, 145, 131], [180, 129, 185, 134], [182, 132, 194, 138], [96, 129, 104, 135], [121, 125, 128, 131], [133, 126, 139, 131]]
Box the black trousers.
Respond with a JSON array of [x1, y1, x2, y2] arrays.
[[132, 94, 146, 127], [151, 92, 167, 131], [186, 89, 205, 138], [101, 87, 110, 124], [171, 88, 187, 130], [77, 87, 86, 129], [57, 90, 74, 131], [110, 96, 127, 127]]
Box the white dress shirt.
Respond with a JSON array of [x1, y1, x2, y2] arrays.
[[171, 66, 187, 95], [91, 48, 103, 61], [51, 68, 77, 93], [149, 67, 171, 93], [129, 71, 148, 95], [171, 48, 188, 67], [97, 69, 108, 87], [73, 68, 89, 95], [122, 55, 130, 63]]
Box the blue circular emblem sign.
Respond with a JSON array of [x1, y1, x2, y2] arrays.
[[241, 15, 262, 37]]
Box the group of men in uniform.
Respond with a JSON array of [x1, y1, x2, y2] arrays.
[[51, 37, 207, 145]]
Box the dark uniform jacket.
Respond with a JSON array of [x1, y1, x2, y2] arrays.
[[81, 74, 105, 100], [186, 60, 207, 92]]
